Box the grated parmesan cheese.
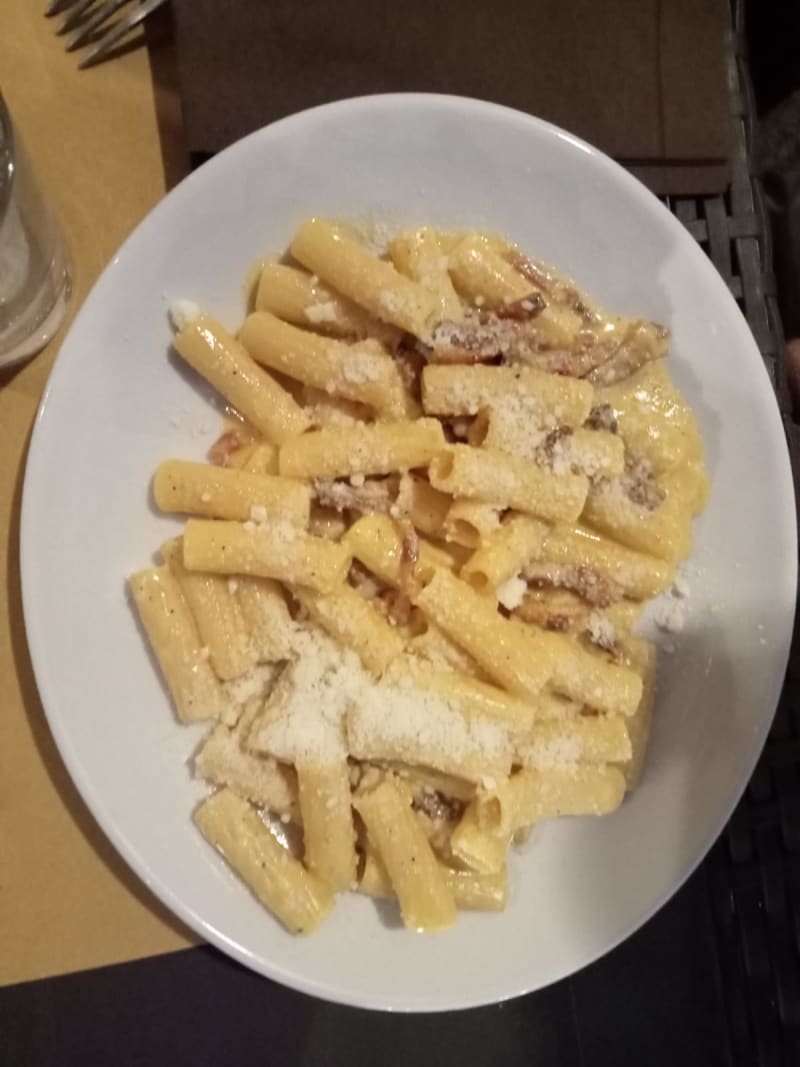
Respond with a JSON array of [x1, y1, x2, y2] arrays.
[[549, 435, 572, 477], [251, 629, 362, 765], [655, 597, 686, 633], [586, 611, 616, 649], [250, 623, 511, 778], [486, 394, 550, 452], [304, 302, 338, 324], [348, 679, 511, 780], [358, 219, 394, 256], [268, 518, 298, 546], [672, 571, 691, 598], [342, 352, 382, 384], [496, 574, 528, 611], [222, 663, 280, 706], [521, 733, 582, 771], [168, 298, 200, 332], [378, 289, 405, 315]]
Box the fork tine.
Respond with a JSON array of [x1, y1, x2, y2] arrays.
[[58, 0, 96, 34], [66, 0, 130, 52], [45, 0, 81, 16], [77, 0, 167, 68]]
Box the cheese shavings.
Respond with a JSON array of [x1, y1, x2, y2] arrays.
[[168, 298, 200, 332], [496, 574, 528, 611]]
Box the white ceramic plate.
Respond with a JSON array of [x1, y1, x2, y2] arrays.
[[21, 95, 796, 1011]]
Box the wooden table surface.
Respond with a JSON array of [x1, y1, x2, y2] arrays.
[[0, 1, 195, 986]]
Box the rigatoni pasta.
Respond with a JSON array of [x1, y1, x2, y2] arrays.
[[131, 217, 708, 937], [291, 218, 442, 338], [428, 445, 589, 523], [279, 419, 445, 480], [173, 314, 310, 443], [239, 310, 410, 418], [153, 459, 311, 526], [181, 518, 351, 593], [129, 565, 227, 723]]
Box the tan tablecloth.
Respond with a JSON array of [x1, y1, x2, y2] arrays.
[[0, 2, 195, 987]]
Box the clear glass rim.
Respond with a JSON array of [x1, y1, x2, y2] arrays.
[[0, 94, 14, 228]]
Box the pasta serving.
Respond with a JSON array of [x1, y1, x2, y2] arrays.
[[130, 219, 708, 934]]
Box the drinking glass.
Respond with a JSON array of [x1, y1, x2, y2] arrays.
[[0, 94, 71, 369]]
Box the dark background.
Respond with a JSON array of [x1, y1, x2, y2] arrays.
[[747, 1, 800, 113]]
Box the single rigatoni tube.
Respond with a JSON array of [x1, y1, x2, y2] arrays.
[[173, 314, 310, 443], [537, 630, 643, 717], [194, 789, 334, 934], [182, 519, 351, 594], [480, 411, 625, 480], [354, 778, 457, 931], [296, 759, 357, 892], [346, 680, 513, 784], [476, 766, 626, 837], [279, 419, 445, 480], [153, 459, 311, 526], [421, 363, 593, 426], [429, 445, 589, 526]]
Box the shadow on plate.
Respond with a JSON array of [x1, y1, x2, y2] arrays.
[[6, 425, 195, 945]]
